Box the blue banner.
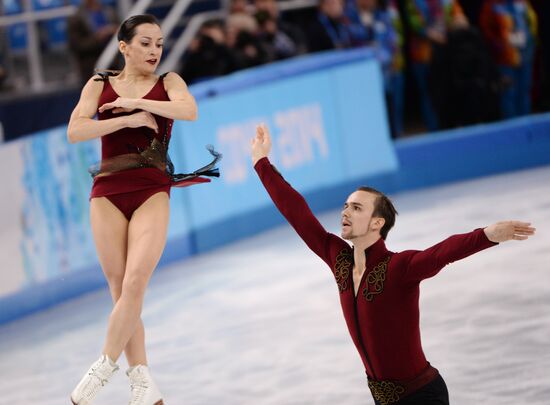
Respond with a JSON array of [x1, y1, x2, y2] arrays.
[[179, 56, 398, 230]]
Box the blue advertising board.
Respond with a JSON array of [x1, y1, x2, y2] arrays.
[[178, 55, 397, 237]]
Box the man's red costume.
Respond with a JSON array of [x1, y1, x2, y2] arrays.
[[255, 157, 497, 402]]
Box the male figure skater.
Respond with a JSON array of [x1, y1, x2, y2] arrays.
[[251, 124, 535, 405]]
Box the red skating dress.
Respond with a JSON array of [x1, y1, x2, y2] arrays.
[[89, 73, 219, 220]]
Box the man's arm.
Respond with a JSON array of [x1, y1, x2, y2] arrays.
[[252, 124, 338, 264], [401, 222, 535, 283]]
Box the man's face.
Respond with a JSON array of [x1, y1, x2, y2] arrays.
[[341, 191, 380, 240]]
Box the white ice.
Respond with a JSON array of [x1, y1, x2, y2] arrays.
[[1, 166, 549, 405]]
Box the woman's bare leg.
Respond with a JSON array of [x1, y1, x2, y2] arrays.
[[90, 197, 148, 366], [100, 192, 170, 361]]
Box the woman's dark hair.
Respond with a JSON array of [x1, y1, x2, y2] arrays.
[[357, 186, 398, 240], [117, 14, 160, 42]]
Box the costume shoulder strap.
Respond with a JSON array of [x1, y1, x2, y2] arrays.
[[93, 70, 120, 82], [93, 72, 108, 82]]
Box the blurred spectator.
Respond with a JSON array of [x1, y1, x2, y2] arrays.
[[306, 0, 353, 52], [255, 10, 299, 60], [480, 0, 538, 118], [0, 38, 10, 92], [457, 0, 483, 25], [67, 0, 118, 83], [429, 25, 500, 128], [181, 20, 239, 84], [0, 64, 6, 90], [405, 0, 467, 131], [226, 13, 270, 68], [530, 0, 550, 111], [346, 0, 381, 45], [347, 0, 405, 137], [229, 0, 250, 15], [254, 0, 309, 54]]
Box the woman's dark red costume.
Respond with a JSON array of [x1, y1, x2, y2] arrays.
[[90, 72, 220, 220], [254, 157, 497, 404]]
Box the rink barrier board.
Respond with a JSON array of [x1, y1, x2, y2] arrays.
[[1, 114, 549, 324], [393, 113, 550, 191], [0, 234, 196, 324]]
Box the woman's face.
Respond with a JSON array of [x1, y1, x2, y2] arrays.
[[120, 23, 163, 73]]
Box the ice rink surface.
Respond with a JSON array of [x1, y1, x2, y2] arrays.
[[1, 165, 549, 405]]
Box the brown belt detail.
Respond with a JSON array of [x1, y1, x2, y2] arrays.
[[367, 364, 439, 405]]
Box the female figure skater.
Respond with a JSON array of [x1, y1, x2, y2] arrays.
[[68, 14, 219, 405]]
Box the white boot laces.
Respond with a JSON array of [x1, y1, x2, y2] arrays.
[[81, 361, 113, 400], [129, 369, 149, 404]]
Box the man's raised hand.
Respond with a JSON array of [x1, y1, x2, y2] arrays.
[[251, 123, 272, 165]]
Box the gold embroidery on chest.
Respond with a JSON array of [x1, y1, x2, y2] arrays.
[[368, 380, 405, 405], [362, 256, 391, 302], [334, 250, 352, 293]]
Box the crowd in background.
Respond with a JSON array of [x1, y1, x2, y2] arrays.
[[1, 0, 549, 138], [66, 0, 119, 81], [179, 0, 549, 137]]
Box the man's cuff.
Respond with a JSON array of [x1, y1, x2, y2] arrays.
[[253, 156, 270, 171], [477, 227, 499, 247]]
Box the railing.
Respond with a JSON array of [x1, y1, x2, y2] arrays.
[[0, 6, 76, 25], [0, 0, 317, 93], [158, 9, 224, 73], [0, 4, 77, 91]]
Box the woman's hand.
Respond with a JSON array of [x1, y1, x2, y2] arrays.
[[99, 97, 139, 114], [125, 111, 159, 133]]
